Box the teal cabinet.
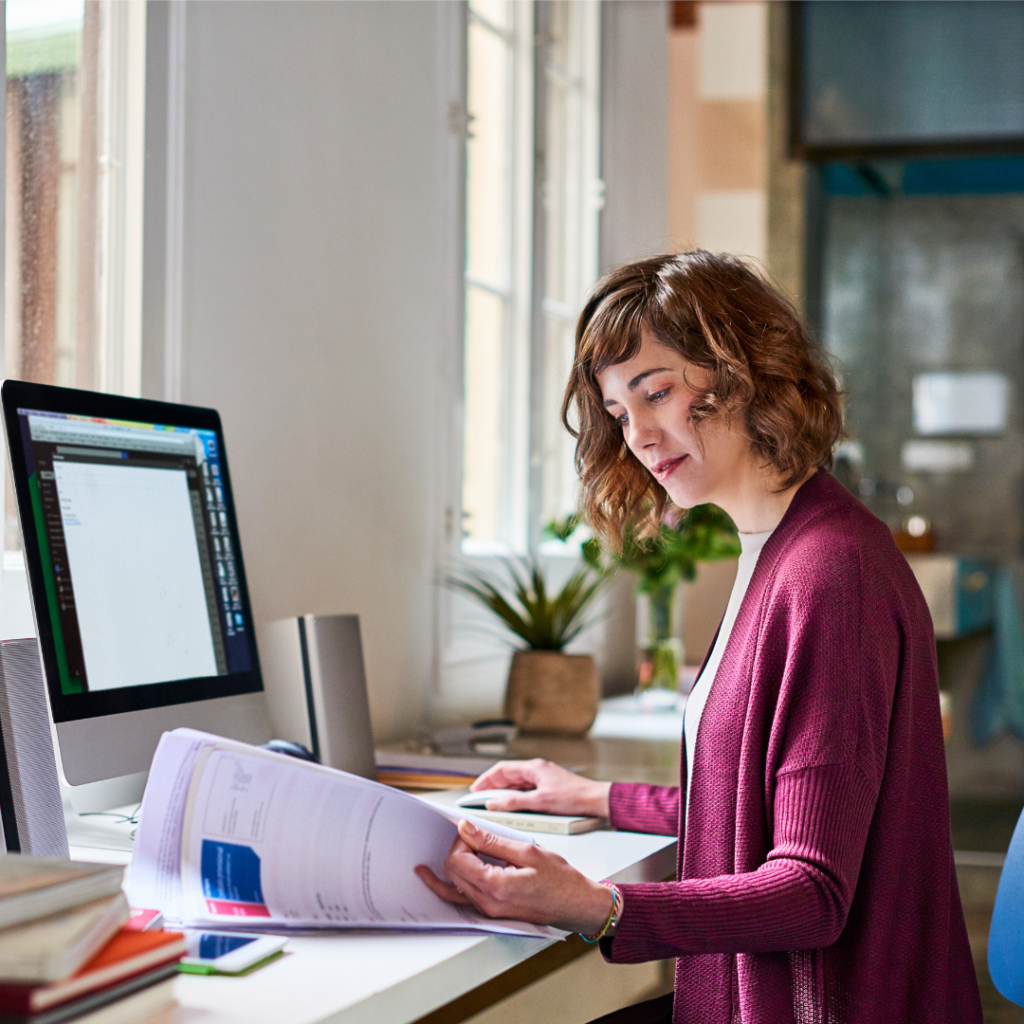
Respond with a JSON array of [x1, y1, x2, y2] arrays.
[[905, 555, 994, 640]]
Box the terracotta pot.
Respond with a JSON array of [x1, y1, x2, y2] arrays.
[[504, 650, 600, 735]]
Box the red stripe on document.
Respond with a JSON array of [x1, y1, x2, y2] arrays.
[[205, 899, 271, 917]]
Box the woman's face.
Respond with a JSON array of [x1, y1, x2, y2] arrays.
[[596, 327, 754, 513]]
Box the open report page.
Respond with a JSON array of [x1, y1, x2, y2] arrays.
[[129, 730, 557, 938]]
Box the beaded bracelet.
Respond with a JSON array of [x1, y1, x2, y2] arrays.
[[580, 880, 623, 943]]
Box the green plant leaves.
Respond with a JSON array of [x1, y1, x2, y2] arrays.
[[451, 505, 738, 650], [444, 556, 606, 652], [552, 504, 740, 594]]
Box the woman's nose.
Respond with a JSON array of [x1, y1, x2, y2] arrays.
[[626, 409, 659, 449]]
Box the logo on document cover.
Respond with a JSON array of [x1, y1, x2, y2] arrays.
[[201, 839, 271, 918]]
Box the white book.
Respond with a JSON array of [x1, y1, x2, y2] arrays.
[[421, 790, 608, 836], [128, 729, 558, 939], [0, 893, 129, 983], [0, 858, 124, 933], [74, 978, 175, 1024], [451, 808, 607, 836]]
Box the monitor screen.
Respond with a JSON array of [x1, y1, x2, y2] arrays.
[[2, 382, 262, 725]]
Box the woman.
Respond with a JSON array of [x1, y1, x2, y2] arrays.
[[416, 252, 982, 1024]]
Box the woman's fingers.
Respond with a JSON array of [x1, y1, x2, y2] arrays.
[[416, 830, 526, 915], [454, 818, 537, 867], [469, 759, 546, 792], [416, 824, 557, 924], [482, 790, 536, 811], [413, 864, 475, 905], [425, 821, 604, 930], [443, 825, 536, 903], [467, 765, 516, 792], [470, 760, 610, 818], [483, 787, 559, 812], [417, 844, 509, 920]]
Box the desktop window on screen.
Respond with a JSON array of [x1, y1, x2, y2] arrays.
[[16, 409, 252, 695]]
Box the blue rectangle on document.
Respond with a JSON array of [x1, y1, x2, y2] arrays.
[[200, 839, 265, 904]]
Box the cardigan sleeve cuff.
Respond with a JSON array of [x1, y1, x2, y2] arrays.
[[608, 781, 681, 837], [599, 884, 679, 964]]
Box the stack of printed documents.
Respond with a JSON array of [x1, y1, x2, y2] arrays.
[[129, 729, 559, 939]]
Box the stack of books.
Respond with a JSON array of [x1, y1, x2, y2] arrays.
[[374, 752, 497, 791], [0, 855, 185, 1024]]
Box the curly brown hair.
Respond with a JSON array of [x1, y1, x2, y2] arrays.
[[562, 251, 844, 545]]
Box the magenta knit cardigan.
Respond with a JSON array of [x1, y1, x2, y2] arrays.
[[602, 472, 982, 1024]]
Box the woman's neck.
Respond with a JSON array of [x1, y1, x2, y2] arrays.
[[718, 466, 816, 535]]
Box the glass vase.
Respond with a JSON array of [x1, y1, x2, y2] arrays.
[[637, 582, 684, 709]]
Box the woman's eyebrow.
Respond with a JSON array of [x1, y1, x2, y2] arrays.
[[603, 368, 672, 407], [628, 368, 671, 390]]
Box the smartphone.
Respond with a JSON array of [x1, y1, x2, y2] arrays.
[[178, 932, 288, 975]]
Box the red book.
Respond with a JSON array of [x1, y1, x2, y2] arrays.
[[0, 929, 185, 1014], [123, 909, 163, 933]]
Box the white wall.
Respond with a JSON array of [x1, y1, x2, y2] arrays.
[[152, 1, 464, 741], [162, 1, 670, 735], [597, 0, 669, 692], [600, 0, 669, 271], [0, 1, 671, 739]]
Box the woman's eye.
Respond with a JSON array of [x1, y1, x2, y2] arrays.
[[615, 412, 629, 426], [648, 388, 669, 402]]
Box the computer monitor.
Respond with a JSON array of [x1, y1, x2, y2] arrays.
[[1, 381, 270, 803]]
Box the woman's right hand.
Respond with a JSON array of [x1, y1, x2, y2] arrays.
[[469, 759, 612, 818]]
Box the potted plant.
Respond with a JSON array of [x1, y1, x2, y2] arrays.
[[552, 505, 740, 698], [446, 557, 606, 734]]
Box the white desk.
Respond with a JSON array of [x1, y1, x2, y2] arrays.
[[72, 829, 675, 1024], [588, 695, 686, 741]]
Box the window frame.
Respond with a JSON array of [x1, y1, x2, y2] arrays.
[[1, 0, 182, 600], [461, 0, 535, 556], [529, 0, 603, 550], [437, 0, 603, 713], [460, 0, 602, 558]]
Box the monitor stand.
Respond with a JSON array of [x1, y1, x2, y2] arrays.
[[61, 772, 146, 853], [63, 799, 138, 852]]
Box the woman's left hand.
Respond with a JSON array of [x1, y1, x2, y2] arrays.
[[415, 818, 614, 934]]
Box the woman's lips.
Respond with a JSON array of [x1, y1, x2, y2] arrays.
[[651, 455, 686, 481]]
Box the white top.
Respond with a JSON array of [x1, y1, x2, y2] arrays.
[[684, 528, 774, 809]]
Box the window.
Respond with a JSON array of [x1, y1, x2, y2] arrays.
[[536, 0, 602, 541], [462, 0, 533, 553], [5, 0, 147, 550], [461, 0, 602, 554]]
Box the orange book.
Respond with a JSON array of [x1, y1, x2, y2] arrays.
[[376, 770, 477, 791], [0, 929, 185, 1014]]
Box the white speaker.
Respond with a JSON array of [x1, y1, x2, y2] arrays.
[[256, 615, 376, 780], [0, 639, 69, 857]]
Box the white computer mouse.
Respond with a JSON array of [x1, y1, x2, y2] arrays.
[[456, 789, 530, 809]]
